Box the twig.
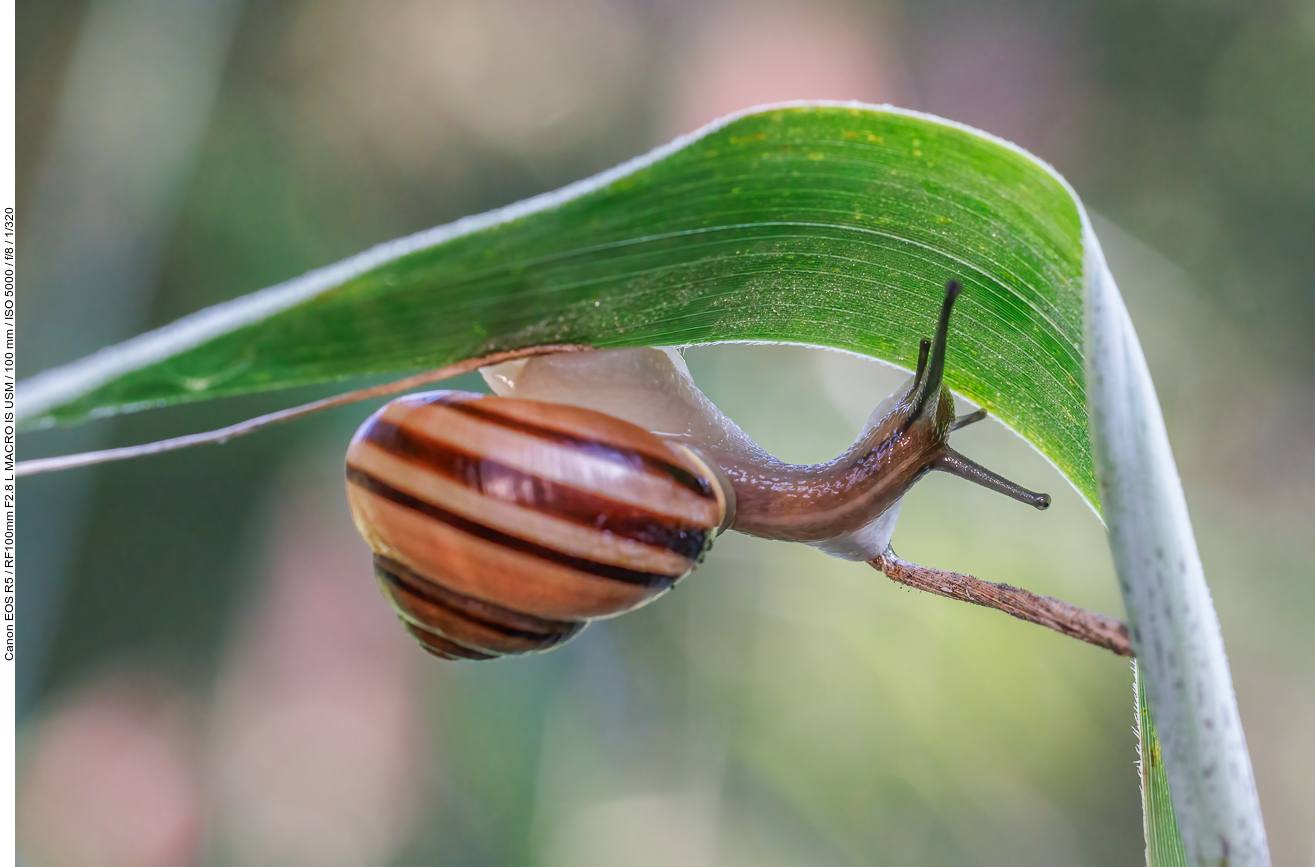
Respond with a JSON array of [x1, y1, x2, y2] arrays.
[[870, 548, 1133, 657], [17, 344, 594, 477]]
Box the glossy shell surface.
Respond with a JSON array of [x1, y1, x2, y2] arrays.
[[345, 390, 726, 659]]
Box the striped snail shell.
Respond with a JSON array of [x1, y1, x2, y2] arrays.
[[345, 391, 733, 660]]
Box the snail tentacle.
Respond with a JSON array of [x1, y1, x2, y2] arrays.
[[931, 447, 1052, 510], [951, 408, 988, 431], [902, 279, 961, 434]]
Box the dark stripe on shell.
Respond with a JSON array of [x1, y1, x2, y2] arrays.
[[401, 622, 499, 660], [365, 419, 713, 560], [347, 466, 681, 588], [374, 554, 586, 648], [439, 399, 716, 500]]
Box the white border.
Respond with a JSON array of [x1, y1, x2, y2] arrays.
[[2, 0, 17, 859]]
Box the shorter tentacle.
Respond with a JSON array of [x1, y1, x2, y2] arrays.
[[951, 408, 988, 431], [912, 338, 931, 387]]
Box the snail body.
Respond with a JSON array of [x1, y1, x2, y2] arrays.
[[481, 281, 1049, 551], [347, 280, 1051, 659]]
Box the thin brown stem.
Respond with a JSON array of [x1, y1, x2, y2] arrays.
[[870, 548, 1133, 657], [17, 344, 594, 477]]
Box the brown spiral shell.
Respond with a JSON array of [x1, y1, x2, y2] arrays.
[[345, 390, 729, 659]]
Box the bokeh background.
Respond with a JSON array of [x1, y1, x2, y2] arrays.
[[14, 1, 1315, 865]]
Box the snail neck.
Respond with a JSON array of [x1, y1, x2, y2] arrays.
[[719, 384, 953, 543]]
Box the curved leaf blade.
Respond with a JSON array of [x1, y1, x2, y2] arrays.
[[17, 103, 1092, 504]]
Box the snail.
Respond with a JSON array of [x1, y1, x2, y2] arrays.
[[15, 280, 1124, 655], [345, 279, 1052, 660]]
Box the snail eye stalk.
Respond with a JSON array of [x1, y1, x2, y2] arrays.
[[932, 448, 1052, 510], [906, 279, 962, 425], [913, 338, 931, 389]]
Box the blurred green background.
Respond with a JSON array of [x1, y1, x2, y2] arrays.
[[14, 1, 1314, 865]]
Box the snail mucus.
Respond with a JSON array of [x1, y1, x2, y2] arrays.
[[345, 279, 1055, 660]]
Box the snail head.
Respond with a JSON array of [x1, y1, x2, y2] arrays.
[[901, 279, 1050, 511]]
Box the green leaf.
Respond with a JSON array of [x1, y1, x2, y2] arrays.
[[19, 102, 1267, 863], [18, 104, 1091, 504], [1137, 661, 1189, 867]]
